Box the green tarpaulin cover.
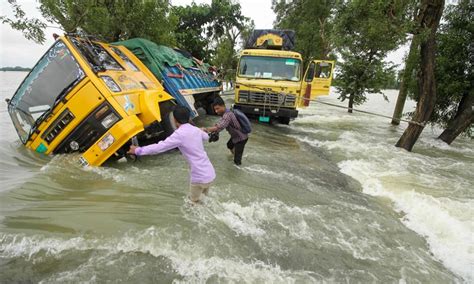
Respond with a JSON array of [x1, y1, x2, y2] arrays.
[[114, 38, 209, 81]]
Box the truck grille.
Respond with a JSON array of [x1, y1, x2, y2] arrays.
[[53, 102, 120, 154], [239, 90, 296, 106], [42, 109, 75, 144]]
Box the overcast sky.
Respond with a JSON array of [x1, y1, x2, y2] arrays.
[[0, 0, 406, 68]]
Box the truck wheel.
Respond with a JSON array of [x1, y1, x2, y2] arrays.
[[278, 117, 290, 125], [162, 110, 177, 137], [159, 101, 177, 137], [196, 107, 207, 117], [205, 93, 221, 115]]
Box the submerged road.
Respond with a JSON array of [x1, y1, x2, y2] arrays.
[[0, 72, 472, 282]]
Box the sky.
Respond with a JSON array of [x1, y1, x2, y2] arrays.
[[0, 0, 406, 68]]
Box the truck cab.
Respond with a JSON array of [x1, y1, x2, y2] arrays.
[[7, 35, 175, 166], [233, 29, 334, 124]]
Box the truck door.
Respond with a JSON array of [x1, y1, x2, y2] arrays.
[[302, 60, 334, 106]]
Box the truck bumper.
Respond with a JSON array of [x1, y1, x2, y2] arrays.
[[233, 104, 298, 118], [80, 115, 144, 166]]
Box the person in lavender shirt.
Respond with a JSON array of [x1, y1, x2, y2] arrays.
[[127, 106, 216, 204]]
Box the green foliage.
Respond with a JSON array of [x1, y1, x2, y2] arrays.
[[38, 0, 177, 45], [272, 0, 336, 65], [173, 3, 212, 60], [0, 0, 46, 43], [431, 0, 473, 132], [405, 1, 472, 135], [333, 0, 413, 106], [207, 0, 252, 81], [336, 53, 398, 104], [207, 0, 250, 44], [5, 0, 251, 83], [213, 37, 237, 82], [172, 0, 252, 80]]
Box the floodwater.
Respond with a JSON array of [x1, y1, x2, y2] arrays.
[[0, 71, 472, 283]]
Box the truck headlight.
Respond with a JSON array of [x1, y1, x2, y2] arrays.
[[239, 97, 248, 102], [101, 112, 119, 129], [79, 156, 89, 167], [98, 133, 115, 151], [100, 76, 121, 92]]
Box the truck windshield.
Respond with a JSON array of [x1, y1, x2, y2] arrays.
[[8, 40, 84, 144], [238, 56, 301, 81]]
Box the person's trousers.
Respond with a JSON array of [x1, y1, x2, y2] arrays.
[[189, 182, 212, 202], [227, 138, 248, 165]]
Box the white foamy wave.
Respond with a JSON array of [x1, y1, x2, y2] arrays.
[[0, 234, 88, 259], [294, 113, 370, 125], [243, 164, 315, 190], [84, 166, 128, 182], [419, 136, 474, 157], [0, 228, 318, 283], [170, 255, 317, 283], [292, 126, 334, 136], [338, 159, 474, 282], [214, 199, 316, 242], [40, 154, 82, 172]]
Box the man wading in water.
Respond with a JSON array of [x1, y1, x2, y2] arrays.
[[204, 98, 249, 166], [128, 106, 215, 204]]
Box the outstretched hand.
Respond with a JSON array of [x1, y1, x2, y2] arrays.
[[128, 145, 138, 155]]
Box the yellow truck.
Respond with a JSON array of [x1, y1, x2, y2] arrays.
[[234, 29, 334, 124], [6, 35, 176, 166]]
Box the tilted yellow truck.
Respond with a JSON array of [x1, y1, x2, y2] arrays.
[[233, 29, 335, 124], [6, 35, 176, 166]]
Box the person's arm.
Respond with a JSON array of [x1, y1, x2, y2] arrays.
[[130, 131, 181, 156], [206, 114, 230, 133], [201, 129, 210, 141]]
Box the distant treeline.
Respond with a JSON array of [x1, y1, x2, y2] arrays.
[[0, 66, 31, 72]]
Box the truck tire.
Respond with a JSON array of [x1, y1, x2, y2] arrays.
[[162, 109, 177, 137], [205, 93, 221, 115], [278, 117, 291, 125], [159, 101, 177, 137]]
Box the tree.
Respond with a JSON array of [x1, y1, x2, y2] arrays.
[[333, 0, 413, 113], [272, 0, 336, 64], [0, 0, 46, 43], [396, 0, 445, 151], [433, 0, 473, 144], [207, 0, 251, 49], [213, 37, 237, 82], [172, 0, 251, 80], [207, 0, 253, 82], [172, 3, 212, 60], [38, 0, 177, 45], [391, 34, 420, 125]]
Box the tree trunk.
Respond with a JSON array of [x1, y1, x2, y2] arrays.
[[391, 36, 419, 125], [438, 92, 474, 144], [396, 0, 444, 151], [348, 93, 354, 113]]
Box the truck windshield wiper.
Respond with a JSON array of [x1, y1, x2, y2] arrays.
[[272, 77, 293, 82], [69, 37, 105, 73], [27, 77, 82, 142]]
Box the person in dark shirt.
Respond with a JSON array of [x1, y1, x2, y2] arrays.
[[204, 98, 248, 165]]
